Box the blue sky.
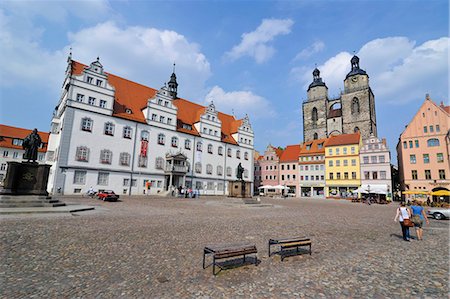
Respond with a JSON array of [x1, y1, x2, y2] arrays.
[[0, 0, 448, 165]]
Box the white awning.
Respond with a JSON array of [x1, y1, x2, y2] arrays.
[[355, 184, 388, 194]]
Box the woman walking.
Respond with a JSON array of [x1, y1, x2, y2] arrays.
[[410, 201, 429, 240], [394, 202, 412, 241]]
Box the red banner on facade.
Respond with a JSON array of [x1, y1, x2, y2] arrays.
[[141, 140, 148, 157]]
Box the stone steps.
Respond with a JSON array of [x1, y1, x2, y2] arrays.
[[0, 195, 67, 208]]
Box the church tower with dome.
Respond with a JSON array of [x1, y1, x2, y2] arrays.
[[302, 55, 377, 142]]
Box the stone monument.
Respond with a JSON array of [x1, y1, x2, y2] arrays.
[[228, 163, 252, 199], [0, 129, 63, 207]]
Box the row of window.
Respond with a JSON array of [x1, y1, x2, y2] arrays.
[[423, 125, 440, 134], [328, 159, 357, 167], [363, 171, 387, 180], [300, 155, 323, 161], [2, 151, 44, 160], [281, 164, 296, 171], [300, 164, 325, 171], [411, 169, 446, 180], [74, 170, 228, 191], [300, 175, 325, 181], [402, 138, 440, 149], [362, 155, 386, 164], [328, 147, 356, 155], [85, 76, 104, 87], [81, 118, 132, 139], [281, 174, 297, 180], [410, 153, 444, 164], [329, 172, 358, 180], [151, 113, 173, 125], [202, 127, 219, 137], [76, 94, 107, 108]]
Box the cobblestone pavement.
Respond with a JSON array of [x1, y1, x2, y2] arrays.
[[1, 196, 448, 298]]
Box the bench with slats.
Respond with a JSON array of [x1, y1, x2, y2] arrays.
[[268, 237, 312, 261], [203, 243, 258, 275]]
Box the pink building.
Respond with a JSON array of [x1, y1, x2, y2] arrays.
[[397, 96, 450, 202], [253, 151, 263, 194], [259, 145, 283, 188], [279, 144, 302, 196]]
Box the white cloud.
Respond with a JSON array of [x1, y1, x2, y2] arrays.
[[225, 18, 294, 64], [293, 40, 325, 60], [292, 36, 449, 104], [67, 22, 211, 100], [205, 86, 275, 120], [0, 13, 211, 102]]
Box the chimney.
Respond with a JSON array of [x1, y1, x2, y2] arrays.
[[382, 138, 387, 146], [440, 101, 445, 108]]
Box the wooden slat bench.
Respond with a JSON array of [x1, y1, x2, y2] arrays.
[[203, 243, 258, 275], [268, 237, 312, 261]]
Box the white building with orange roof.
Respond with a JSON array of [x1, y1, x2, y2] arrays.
[[298, 138, 327, 198], [279, 144, 301, 196], [46, 57, 254, 195], [0, 125, 49, 184]]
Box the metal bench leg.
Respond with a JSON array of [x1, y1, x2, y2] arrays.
[[213, 256, 216, 275], [243, 254, 246, 263], [309, 244, 312, 255], [202, 251, 206, 269], [268, 243, 271, 257]]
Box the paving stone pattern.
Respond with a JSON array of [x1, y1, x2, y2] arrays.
[[1, 196, 449, 298]]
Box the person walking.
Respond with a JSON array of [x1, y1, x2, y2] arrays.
[[410, 201, 429, 240], [394, 202, 412, 241]]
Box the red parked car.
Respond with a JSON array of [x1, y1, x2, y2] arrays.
[[97, 190, 119, 201]]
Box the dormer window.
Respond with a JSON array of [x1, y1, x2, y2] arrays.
[[96, 79, 102, 87], [87, 76, 93, 84], [182, 124, 192, 130], [317, 143, 323, 149], [125, 108, 132, 114]]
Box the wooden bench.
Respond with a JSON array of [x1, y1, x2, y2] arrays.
[[203, 243, 258, 275], [268, 237, 312, 261]]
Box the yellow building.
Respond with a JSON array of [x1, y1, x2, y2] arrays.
[[325, 133, 361, 198]]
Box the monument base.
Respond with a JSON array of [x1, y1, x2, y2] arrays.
[[228, 180, 252, 198], [0, 162, 51, 196]]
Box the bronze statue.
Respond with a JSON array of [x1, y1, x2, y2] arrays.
[[237, 162, 244, 180], [23, 129, 42, 163]]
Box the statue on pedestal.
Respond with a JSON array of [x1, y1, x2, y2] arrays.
[[23, 129, 42, 163], [237, 163, 244, 181]]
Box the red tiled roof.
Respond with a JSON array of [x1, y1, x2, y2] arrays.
[[275, 148, 284, 158], [299, 138, 328, 155], [326, 132, 360, 147], [280, 144, 301, 162], [71, 61, 241, 145], [0, 124, 49, 152]]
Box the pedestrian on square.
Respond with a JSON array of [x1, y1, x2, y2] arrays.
[[410, 201, 429, 240], [394, 202, 412, 241]]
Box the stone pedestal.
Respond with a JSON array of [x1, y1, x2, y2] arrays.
[[0, 162, 51, 196], [228, 180, 252, 198]]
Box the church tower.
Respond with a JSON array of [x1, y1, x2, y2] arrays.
[[302, 68, 328, 141], [167, 64, 178, 99], [341, 55, 377, 139]]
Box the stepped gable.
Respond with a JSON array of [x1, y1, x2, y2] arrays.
[[326, 132, 360, 147], [0, 125, 49, 151], [280, 144, 302, 162], [71, 61, 242, 145]]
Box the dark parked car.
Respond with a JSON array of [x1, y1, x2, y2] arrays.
[[97, 190, 119, 201], [427, 208, 450, 220]]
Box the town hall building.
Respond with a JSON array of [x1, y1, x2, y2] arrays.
[[46, 56, 254, 196]]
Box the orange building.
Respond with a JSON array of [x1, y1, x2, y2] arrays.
[[397, 96, 450, 201], [279, 144, 302, 196], [298, 138, 327, 198]]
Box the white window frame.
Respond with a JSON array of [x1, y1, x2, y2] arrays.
[[73, 170, 86, 185], [123, 126, 132, 139], [97, 172, 109, 186], [104, 122, 114, 136], [157, 134, 165, 145], [81, 118, 93, 132], [120, 152, 130, 166], [76, 146, 89, 162]]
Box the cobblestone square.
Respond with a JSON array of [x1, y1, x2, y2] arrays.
[[1, 196, 449, 298]]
